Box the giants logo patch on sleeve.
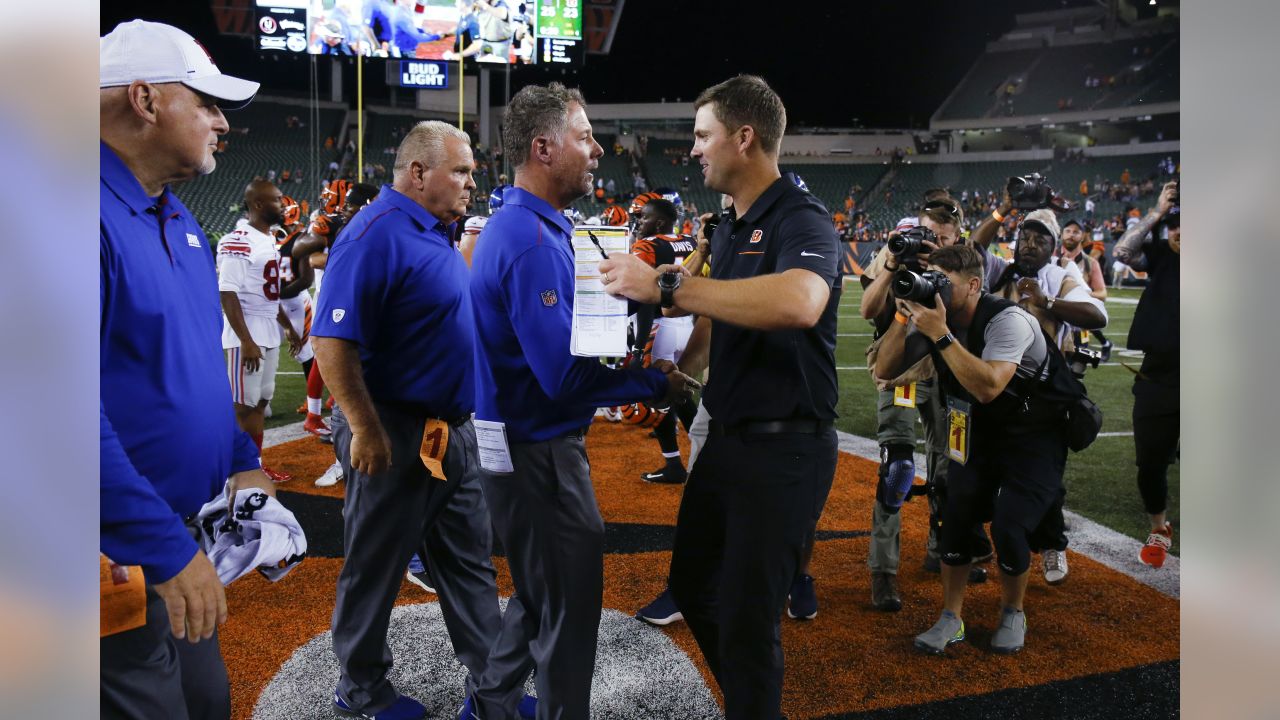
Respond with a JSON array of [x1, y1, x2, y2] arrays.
[[541, 289, 558, 307]]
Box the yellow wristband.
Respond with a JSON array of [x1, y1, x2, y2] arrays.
[[894, 312, 910, 326], [991, 209, 1005, 223]]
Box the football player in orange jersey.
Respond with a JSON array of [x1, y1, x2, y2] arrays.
[[629, 198, 699, 484], [296, 183, 380, 450], [275, 195, 324, 434]]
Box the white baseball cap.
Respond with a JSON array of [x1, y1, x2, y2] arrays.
[[463, 216, 488, 234], [100, 20, 259, 109]]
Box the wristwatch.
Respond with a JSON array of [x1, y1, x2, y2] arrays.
[[1045, 297, 1056, 311], [934, 332, 956, 351], [657, 271, 682, 309]]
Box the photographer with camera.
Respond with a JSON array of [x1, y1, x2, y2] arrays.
[[1056, 219, 1114, 361], [989, 210, 1109, 584], [991, 210, 1108, 351], [1113, 180, 1180, 568], [860, 199, 991, 612], [876, 244, 1077, 655]]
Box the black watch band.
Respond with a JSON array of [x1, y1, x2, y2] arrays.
[[657, 271, 682, 309], [934, 332, 956, 351]]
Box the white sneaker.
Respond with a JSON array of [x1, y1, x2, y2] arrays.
[[314, 461, 343, 488], [406, 570, 436, 594], [263, 403, 273, 418], [1042, 549, 1068, 586]]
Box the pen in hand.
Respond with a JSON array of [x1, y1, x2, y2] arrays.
[[588, 230, 609, 259]]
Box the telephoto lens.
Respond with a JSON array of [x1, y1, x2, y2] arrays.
[[887, 225, 935, 258], [891, 269, 951, 308]]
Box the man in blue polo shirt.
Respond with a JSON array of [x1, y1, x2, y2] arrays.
[[600, 75, 841, 720], [313, 120, 519, 720], [99, 19, 269, 720], [468, 82, 694, 719]]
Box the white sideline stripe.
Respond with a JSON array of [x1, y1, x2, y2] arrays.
[[265, 422, 1177, 597], [264, 421, 311, 447], [277, 371, 305, 375], [834, 429, 1178, 599]]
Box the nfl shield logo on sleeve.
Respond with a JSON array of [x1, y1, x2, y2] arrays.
[[541, 289, 558, 307], [332, 309, 346, 323]]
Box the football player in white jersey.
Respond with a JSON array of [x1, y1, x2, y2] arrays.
[[218, 180, 300, 483]]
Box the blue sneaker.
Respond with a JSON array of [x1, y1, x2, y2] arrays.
[[517, 694, 537, 719], [457, 695, 478, 720], [636, 588, 684, 626], [457, 693, 537, 720], [787, 574, 817, 620], [334, 691, 426, 720]]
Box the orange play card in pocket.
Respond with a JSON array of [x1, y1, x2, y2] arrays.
[[100, 554, 145, 637], [419, 419, 449, 482]]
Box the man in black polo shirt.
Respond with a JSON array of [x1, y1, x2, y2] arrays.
[[600, 74, 840, 720]]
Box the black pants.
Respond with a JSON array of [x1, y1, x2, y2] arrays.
[[332, 407, 490, 714], [940, 425, 1067, 576], [1133, 351, 1179, 516], [101, 586, 231, 720], [476, 433, 600, 720], [668, 428, 837, 720]]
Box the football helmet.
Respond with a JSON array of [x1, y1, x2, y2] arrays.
[[488, 184, 510, 214], [600, 204, 628, 227]]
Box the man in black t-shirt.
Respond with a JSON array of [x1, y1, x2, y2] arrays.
[[1114, 180, 1180, 569], [600, 74, 840, 720]]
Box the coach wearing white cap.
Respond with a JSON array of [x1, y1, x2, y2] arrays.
[[100, 19, 264, 720]]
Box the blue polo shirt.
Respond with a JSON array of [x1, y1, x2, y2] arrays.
[[471, 186, 669, 443], [312, 185, 474, 418], [391, 3, 442, 55], [100, 141, 261, 584]]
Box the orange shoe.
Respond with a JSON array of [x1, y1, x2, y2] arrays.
[[1139, 522, 1173, 568], [263, 466, 293, 484], [303, 413, 332, 437]]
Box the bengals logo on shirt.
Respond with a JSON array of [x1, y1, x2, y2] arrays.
[[750, 229, 764, 244]]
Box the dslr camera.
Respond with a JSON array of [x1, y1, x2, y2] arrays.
[[1067, 346, 1103, 379], [891, 268, 952, 309], [1007, 173, 1071, 212], [887, 225, 936, 269]]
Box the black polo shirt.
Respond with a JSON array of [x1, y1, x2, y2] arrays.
[[703, 174, 842, 426]]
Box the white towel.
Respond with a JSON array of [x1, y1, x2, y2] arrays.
[[195, 485, 307, 585]]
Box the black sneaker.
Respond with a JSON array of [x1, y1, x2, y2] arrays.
[[922, 556, 987, 584], [641, 463, 687, 484]]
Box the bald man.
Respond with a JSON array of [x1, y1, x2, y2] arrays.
[[218, 179, 301, 483]]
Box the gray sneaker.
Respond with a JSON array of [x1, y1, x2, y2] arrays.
[[1042, 549, 1068, 586], [991, 608, 1026, 654], [914, 611, 965, 655]]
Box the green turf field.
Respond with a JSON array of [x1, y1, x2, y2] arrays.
[[264, 283, 1178, 553]]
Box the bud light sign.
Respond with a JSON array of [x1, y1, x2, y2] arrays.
[[391, 60, 449, 89]]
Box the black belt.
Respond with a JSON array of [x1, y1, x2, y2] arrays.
[[708, 418, 833, 436]]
